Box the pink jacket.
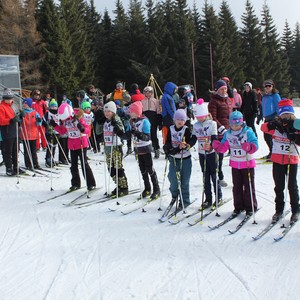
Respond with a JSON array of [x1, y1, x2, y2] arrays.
[[55, 118, 90, 150]]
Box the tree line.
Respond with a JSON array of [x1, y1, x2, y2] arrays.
[[1, 0, 300, 101]]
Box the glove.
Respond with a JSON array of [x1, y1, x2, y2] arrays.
[[218, 125, 227, 135], [19, 110, 26, 118], [77, 122, 85, 133], [49, 118, 57, 127], [10, 116, 19, 124], [241, 142, 252, 153], [110, 118, 117, 127], [36, 117, 42, 123], [168, 147, 180, 155], [267, 119, 281, 131], [131, 128, 142, 139], [212, 140, 222, 151], [282, 118, 295, 133], [287, 133, 297, 141]]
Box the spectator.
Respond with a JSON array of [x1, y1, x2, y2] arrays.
[[255, 88, 263, 125], [109, 81, 131, 107], [141, 86, 161, 159], [232, 88, 242, 111], [241, 82, 258, 137], [221, 76, 234, 99], [208, 79, 232, 187], [86, 84, 105, 105], [130, 83, 145, 102], [261, 79, 281, 160]]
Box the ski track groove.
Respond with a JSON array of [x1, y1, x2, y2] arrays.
[[203, 235, 259, 300]]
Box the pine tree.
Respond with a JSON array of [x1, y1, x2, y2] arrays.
[[290, 23, 300, 95], [260, 2, 290, 96], [127, 0, 149, 83], [281, 20, 294, 95], [60, 0, 92, 92], [20, 0, 43, 90], [240, 0, 266, 88], [218, 1, 244, 88]]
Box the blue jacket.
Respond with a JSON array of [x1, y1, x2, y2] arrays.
[[161, 82, 177, 126], [262, 92, 280, 121]]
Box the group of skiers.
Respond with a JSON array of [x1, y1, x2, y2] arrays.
[[0, 77, 300, 224]]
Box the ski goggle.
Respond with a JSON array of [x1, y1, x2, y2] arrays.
[[230, 118, 243, 124]]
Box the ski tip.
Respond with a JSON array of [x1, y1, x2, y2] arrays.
[[228, 230, 234, 234]]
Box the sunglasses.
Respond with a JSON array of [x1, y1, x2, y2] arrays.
[[231, 118, 243, 124], [264, 85, 272, 88], [34, 93, 41, 96]]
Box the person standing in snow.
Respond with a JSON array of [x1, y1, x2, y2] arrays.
[[161, 82, 177, 145], [103, 101, 129, 197], [129, 101, 160, 200], [163, 109, 192, 208], [190, 99, 222, 209], [213, 111, 258, 216], [20, 98, 42, 170], [141, 86, 161, 159], [208, 79, 232, 187], [260, 99, 300, 223], [50, 104, 96, 191], [0, 89, 22, 176], [241, 82, 258, 137], [261, 79, 281, 160]]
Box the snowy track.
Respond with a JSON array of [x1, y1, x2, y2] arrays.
[[0, 119, 299, 299]]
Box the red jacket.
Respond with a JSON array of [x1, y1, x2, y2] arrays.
[[32, 99, 47, 118], [0, 101, 15, 126], [20, 111, 39, 140], [131, 90, 145, 102]]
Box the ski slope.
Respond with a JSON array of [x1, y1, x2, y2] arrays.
[[0, 108, 299, 300]]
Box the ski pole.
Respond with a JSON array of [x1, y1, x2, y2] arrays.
[[280, 141, 292, 227], [246, 154, 257, 224], [115, 147, 119, 200], [80, 137, 90, 198], [16, 121, 20, 184], [54, 133, 70, 166], [158, 157, 168, 211], [215, 151, 220, 217], [200, 150, 207, 223], [41, 128, 54, 191]]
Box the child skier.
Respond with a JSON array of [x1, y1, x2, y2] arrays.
[[20, 98, 42, 170], [213, 110, 258, 216], [43, 99, 59, 167], [103, 101, 129, 197], [129, 101, 160, 200], [163, 109, 192, 208], [82, 101, 94, 148], [261, 99, 300, 223], [51, 103, 96, 191], [190, 99, 222, 209]]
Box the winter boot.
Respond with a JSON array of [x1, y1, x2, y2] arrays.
[[272, 211, 283, 223], [201, 199, 212, 209], [213, 199, 223, 207], [6, 168, 16, 176], [232, 209, 243, 217], [154, 149, 160, 159], [290, 212, 299, 223], [140, 190, 151, 199], [219, 179, 228, 187], [150, 170, 160, 200], [126, 147, 132, 156], [69, 186, 80, 192]]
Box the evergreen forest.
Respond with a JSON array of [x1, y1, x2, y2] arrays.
[[1, 0, 300, 100]]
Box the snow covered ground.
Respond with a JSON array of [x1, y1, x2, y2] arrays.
[[0, 108, 300, 300]]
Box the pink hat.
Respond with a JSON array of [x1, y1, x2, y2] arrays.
[[129, 101, 143, 116]]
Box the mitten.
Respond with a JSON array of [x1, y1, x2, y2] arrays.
[[212, 140, 222, 151], [10, 116, 19, 124], [36, 117, 42, 123], [241, 142, 252, 153]]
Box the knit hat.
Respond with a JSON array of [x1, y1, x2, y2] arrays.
[[49, 99, 58, 108], [278, 99, 294, 116], [104, 101, 116, 114], [115, 100, 121, 107], [23, 98, 33, 108], [229, 110, 243, 126], [91, 99, 99, 106], [2, 88, 14, 100], [143, 86, 153, 93], [263, 79, 274, 87], [214, 80, 227, 91], [81, 101, 91, 110], [244, 82, 252, 89], [129, 101, 143, 117], [173, 109, 187, 121], [194, 98, 208, 118]]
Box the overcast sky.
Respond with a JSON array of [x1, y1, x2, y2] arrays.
[[95, 0, 300, 33]]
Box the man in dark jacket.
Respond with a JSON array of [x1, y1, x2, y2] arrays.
[[208, 80, 232, 187], [241, 82, 258, 136]]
